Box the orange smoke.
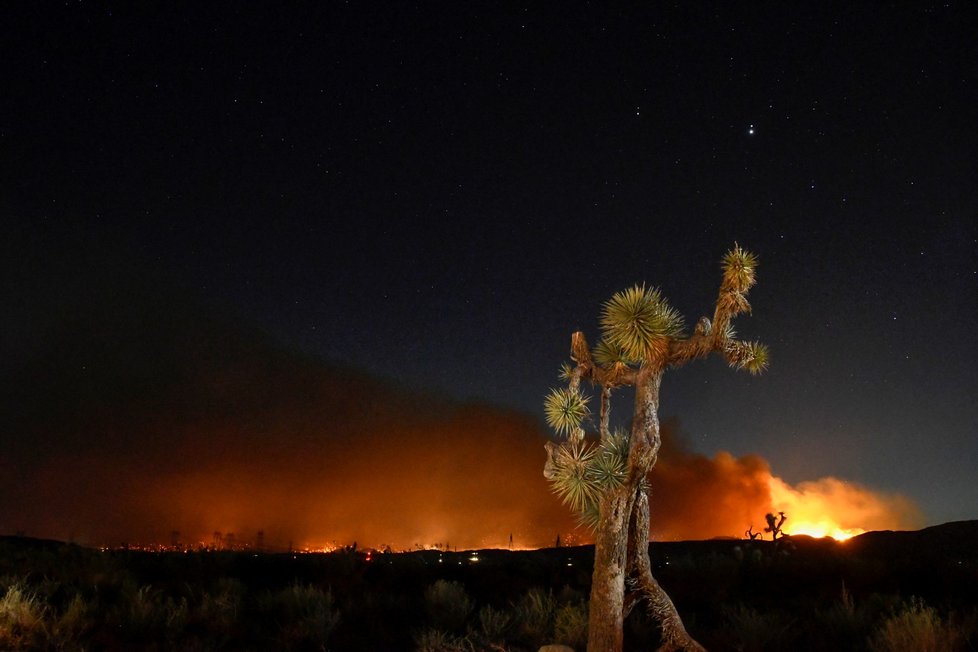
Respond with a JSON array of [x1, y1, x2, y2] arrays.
[[6, 404, 578, 551], [649, 424, 774, 540], [5, 407, 922, 549], [1, 245, 928, 550], [1, 280, 924, 548], [648, 421, 923, 541]]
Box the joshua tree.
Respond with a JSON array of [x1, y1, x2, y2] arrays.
[[745, 525, 762, 541], [764, 511, 787, 540], [543, 245, 768, 652]]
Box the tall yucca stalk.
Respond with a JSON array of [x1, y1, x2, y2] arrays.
[[543, 245, 767, 652]]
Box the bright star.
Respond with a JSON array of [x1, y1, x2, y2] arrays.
[[747, 124, 755, 135]]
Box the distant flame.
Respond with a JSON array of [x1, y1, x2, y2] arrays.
[[768, 475, 922, 541], [783, 522, 864, 541]]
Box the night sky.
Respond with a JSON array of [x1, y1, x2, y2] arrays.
[[2, 4, 976, 545]]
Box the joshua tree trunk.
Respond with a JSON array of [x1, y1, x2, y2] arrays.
[[587, 487, 633, 651], [587, 368, 661, 651], [587, 368, 704, 652], [627, 489, 705, 651]]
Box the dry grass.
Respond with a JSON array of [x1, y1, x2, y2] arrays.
[[869, 597, 970, 652], [0, 583, 47, 648]]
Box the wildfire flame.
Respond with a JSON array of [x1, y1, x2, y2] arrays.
[[769, 475, 922, 541], [784, 522, 864, 541]]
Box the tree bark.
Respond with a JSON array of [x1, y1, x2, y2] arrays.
[[624, 370, 703, 651], [627, 488, 705, 652], [628, 369, 662, 476], [588, 368, 669, 652], [586, 487, 634, 651]]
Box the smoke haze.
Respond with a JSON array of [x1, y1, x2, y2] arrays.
[[0, 239, 922, 548]]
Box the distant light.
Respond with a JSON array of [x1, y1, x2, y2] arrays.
[[747, 124, 755, 135]]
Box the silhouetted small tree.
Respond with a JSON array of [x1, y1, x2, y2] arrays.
[[764, 512, 787, 540], [745, 525, 761, 541]]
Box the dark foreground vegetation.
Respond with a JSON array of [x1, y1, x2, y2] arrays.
[[1, 521, 976, 651]]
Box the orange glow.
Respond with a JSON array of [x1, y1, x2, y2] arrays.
[[782, 522, 863, 541], [769, 475, 922, 541], [6, 396, 923, 549], [2, 278, 931, 552]]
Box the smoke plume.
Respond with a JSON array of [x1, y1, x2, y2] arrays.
[[0, 241, 923, 548]]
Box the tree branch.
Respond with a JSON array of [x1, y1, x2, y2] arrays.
[[666, 258, 760, 369], [599, 385, 612, 440], [571, 331, 592, 369], [626, 367, 662, 483], [570, 331, 640, 388]]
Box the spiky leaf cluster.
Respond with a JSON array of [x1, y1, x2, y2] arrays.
[[730, 340, 770, 375], [557, 362, 575, 382], [578, 502, 601, 531], [718, 288, 752, 316], [601, 285, 685, 364], [544, 388, 590, 437], [716, 245, 759, 319], [720, 321, 737, 341], [548, 442, 599, 513], [587, 432, 629, 489], [593, 339, 630, 367], [547, 433, 631, 531], [721, 244, 759, 293]]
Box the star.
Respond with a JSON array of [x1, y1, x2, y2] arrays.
[[747, 124, 755, 135]]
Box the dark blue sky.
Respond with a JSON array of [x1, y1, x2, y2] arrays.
[[3, 3, 976, 528]]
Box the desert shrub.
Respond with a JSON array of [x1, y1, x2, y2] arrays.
[[262, 582, 340, 650], [723, 603, 794, 651], [424, 579, 473, 632], [0, 583, 48, 648], [192, 578, 245, 645], [511, 588, 556, 647], [475, 603, 511, 641], [110, 582, 188, 645], [415, 627, 476, 652], [553, 600, 588, 648], [49, 593, 91, 648], [161, 595, 189, 638], [118, 584, 157, 633], [869, 597, 968, 652], [809, 584, 876, 650]]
